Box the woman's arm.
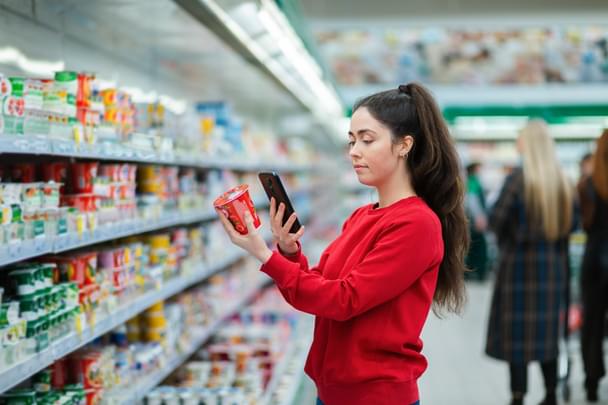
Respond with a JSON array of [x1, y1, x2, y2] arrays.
[[261, 215, 441, 321]]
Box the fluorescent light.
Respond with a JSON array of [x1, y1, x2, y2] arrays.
[[0, 47, 65, 76], [451, 116, 607, 140], [221, 0, 343, 137]]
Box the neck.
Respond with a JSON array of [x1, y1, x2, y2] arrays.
[[376, 166, 417, 208]]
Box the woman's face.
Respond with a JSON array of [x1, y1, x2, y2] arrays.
[[348, 107, 407, 187]]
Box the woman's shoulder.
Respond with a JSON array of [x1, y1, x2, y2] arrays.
[[385, 198, 441, 231]]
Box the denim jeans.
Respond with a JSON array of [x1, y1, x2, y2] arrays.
[[317, 399, 420, 405]]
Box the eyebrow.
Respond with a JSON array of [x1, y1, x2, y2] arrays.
[[348, 129, 377, 136]]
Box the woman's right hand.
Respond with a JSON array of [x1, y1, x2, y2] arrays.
[[269, 197, 305, 255]]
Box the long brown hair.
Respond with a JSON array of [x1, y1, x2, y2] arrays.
[[592, 129, 608, 202], [353, 83, 469, 314]]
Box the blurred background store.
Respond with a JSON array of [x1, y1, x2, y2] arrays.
[[0, 0, 607, 404]]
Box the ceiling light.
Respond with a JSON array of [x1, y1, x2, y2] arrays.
[[0, 47, 65, 77]]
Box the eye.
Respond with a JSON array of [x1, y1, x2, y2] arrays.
[[362, 140, 373, 144], [347, 140, 355, 148]]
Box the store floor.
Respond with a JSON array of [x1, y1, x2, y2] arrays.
[[294, 280, 605, 405]]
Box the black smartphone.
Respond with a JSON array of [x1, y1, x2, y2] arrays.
[[258, 171, 302, 234]]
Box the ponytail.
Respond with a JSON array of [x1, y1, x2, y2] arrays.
[[354, 83, 469, 314]]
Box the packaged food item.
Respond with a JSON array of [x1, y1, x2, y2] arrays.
[[0, 74, 12, 97], [41, 182, 61, 209], [70, 162, 99, 193], [2, 95, 25, 117], [0, 388, 37, 404], [213, 184, 260, 235], [11, 163, 37, 183], [8, 266, 39, 296], [54, 71, 77, 117], [21, 183, 43, 211], [41, 161, 68, 186]]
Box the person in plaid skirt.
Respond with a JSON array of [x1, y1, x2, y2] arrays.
[[485, 120, 575, 405]]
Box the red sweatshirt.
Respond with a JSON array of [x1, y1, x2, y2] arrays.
[[260, 196, 444, 405]]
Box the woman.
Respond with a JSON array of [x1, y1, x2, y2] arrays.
[[578, 130, 608, 402], [485, 120, 574, 405], [216, 83, 469, 405]]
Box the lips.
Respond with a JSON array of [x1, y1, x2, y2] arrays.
[[353, 164, 367, 169]]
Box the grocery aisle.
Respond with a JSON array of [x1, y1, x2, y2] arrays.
[[296, 280, 601, 405], [419, 281, 596, 405]]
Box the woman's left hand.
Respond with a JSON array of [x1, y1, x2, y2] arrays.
[[215, 209, 273, 263]]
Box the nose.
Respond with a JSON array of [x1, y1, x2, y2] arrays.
[[349, 143, 361, 158]]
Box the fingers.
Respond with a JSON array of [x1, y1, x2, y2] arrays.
[[271, 202, 285, 232], [294, 225, 305, 240], [244, 211, 256, 234], [282, 213, 297, 234], [276, 203, 285, 224], [215, 209, 238, 240], [269, 197, 276, 218]]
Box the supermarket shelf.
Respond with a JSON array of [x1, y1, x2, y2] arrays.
[[0, 136, 312, 173], [0, 209, 216, 268], [260, 335, 300, 405], [121, 276, 271, 404], [0, 248, 251, 394], [0, 190, 281, 268], [278, 344, 309, 405]]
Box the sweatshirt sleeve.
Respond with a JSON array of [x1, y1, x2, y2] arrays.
[[260, 214, 441, 321]]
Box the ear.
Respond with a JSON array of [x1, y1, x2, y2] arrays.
[[398, 135, 414, 156]]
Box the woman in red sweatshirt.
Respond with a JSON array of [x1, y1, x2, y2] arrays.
[[216, 82, 469, 405]]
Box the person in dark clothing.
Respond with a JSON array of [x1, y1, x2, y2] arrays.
[[485, 120, 575, 405], [465, 162, 489, 281], [578, 130, 608, 402]]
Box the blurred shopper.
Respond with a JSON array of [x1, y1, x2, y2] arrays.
[[579, 152, 594, 182], [217, 83, 469, 405], [578, 130, 608, 402], [465, 162, 489, 281], [485, 121, 574, 405]]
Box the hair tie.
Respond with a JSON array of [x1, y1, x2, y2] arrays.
[[398, 84, 411, 96]]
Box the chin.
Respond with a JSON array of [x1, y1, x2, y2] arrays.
[[356, 174, 375, 187]]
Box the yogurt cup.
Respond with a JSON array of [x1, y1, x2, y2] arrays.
[[213, 184, 260, 235]]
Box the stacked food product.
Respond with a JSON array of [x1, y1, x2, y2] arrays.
[[144, 286, 302, 405], [0, 70, 315, 167], [0, 223, 213, 373], [0, 159, 244, 246], [0, 261, 264, 404]]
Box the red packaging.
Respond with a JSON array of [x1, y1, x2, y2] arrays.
[[51, 359, 68, 388], [69, 352, 103, 389], [85, 388, 103, 405], [11, 163, 37, 182], [54, 256, 86, 287], [41, 161, 68, 184], [70, 162, 99, 193], [77, 108, 100, 126], [76, 73, 93, 108], [61, 194, 99, 212], [98, 164, 120, 181], [78, 252, 98, 286], [213, 184, 261, 235]]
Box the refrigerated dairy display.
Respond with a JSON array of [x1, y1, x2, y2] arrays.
[[138, 286, 313, 405], [0, 2, 346, 401], [0, 104, 320, 397], [0, 71, 317, 172], [0, 273, 315, 405]]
